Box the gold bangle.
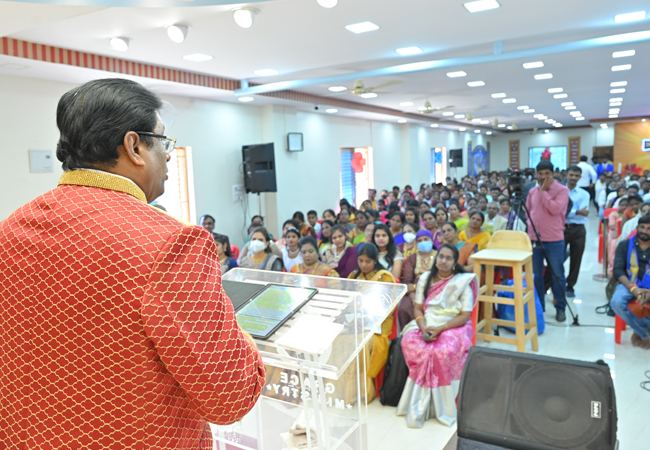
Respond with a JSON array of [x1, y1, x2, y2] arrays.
[[415, 316, 424, 322], [630, 286, 638, 293]]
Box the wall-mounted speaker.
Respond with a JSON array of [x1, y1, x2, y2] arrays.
[[449, 149, 463, 167], [457, 348, 617, 450], [242, 143, 277, 194]]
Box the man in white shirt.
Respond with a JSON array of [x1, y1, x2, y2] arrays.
[[485, 202, 508, 232], [577, 155, 598, 206]]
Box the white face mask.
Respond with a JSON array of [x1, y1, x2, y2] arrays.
[[403, 232, 416, 244], [249, 240, 266, 254]]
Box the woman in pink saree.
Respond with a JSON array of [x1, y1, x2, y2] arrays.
[[397, 243, 478, 428]]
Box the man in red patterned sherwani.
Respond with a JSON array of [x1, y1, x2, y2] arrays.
[[0, 78, 265, 449]]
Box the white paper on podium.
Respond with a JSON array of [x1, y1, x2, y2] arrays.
[[274, 315, 343, 355]]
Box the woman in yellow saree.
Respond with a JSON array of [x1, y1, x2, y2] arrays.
[[458, 210, 492, 251], [291, 237, 340, 277]]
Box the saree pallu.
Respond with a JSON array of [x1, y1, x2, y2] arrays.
[[459, 230, 492, 252]]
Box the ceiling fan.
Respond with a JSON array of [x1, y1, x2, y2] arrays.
[[419, 100, 454, 114], [348, 79, 402, 95]]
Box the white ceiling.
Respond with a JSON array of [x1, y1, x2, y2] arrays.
[[1, 0, 649, 130]]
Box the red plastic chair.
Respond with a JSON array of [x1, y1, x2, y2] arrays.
[[615, 314, 626, 344], [230, 245, 240, 260]]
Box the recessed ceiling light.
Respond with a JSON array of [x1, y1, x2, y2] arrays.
[[359, 92, 378, 98], [464, 0, 500, 13], [396, 46, 422, 55], [554, 93, 568, 99], [517, 105, 529, 110], [609, 114, 619, 118], [454, 114, 466, 119], [548, 88, 563, 93], [610, 97, 623, 102], [554, 123, 563, 127], [480, 120, 490, 124], [183, 53, 213, 62], [534, 73, 553, 80], [417, 106, 428, 111], [491, 93, 506, 98], [474, 130, 481, 133], [614, 11, 646, 23], [565, 106, 576, 110], [167, 25, 189, 43], [613, 50, 636, 58], [601, 123, 608, 129], [610, 102, 622, 106], [609, 108, 620, 113], [345, 21, 379, 33], [472, 118, 482, 122], [399, 101, 414, 106], [523, 61, 544, 69], [570, 111, 582, 116], [538, 116, 548, 120], [233, 8, 258, 28], [254, 69, 279, 76], [524, 109, 535, 113], [545, 119, 555, 123], [109, 37, 130, 52], [498, 124, 506, 128], [317, 0, 338, 8], [612, 64, 632, 71], [398, 119, 407, 123], [534, 114, 544, 118], [610, 88, 626, 94], [503, 98, 516, 103], [442, 112, 455, 116], [561, 102, 574, 106], [467, 81, 486, 87], [486, 131, 493, 135], [576, 117, 585, 121], [326, 108, 338, 113], [507, 126, 513, 130], [459, 127, 467, 131], [610, 81, 627, 87], [329, 86, 347, 92], [544, 129, 550, 133], [447, 71, 467, 78], [238, 97, 254, 102], [430, 124, 439, 127]]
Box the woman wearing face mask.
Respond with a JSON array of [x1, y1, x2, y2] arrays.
[[389, 211, 406, 246], [349, 210, 369, 246], [422, 210, 444, 249], [239, 227, 284, 271], [398, 229, 438, 328], [322, 225, 358, 278], [348, 242, 396, 403], [373, 223, 404, 280], [318, 219, 335, 254], [291, 237, 339, 277], [213, 233, 238, 274], [440, 221, 475, 272], [280, 227, 303, 272], [459, 211, 492, 251], [398, 222, 420, 260], [397, 244, 478, 428]]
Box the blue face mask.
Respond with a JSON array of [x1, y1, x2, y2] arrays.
[[417, 241, 434, 253]]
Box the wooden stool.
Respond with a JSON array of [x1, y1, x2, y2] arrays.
[[470, 248, 539, 353]]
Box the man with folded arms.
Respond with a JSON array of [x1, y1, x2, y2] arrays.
[[0, 78, 265, 449]]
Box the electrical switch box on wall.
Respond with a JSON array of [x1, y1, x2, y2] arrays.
[[232, 185, 245, 202]]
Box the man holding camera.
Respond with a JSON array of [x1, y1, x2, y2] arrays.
[[526, 161, 570, 322]]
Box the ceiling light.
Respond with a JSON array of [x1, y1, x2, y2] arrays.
[[570, 111, 582, 116], [609, 114, 619, 118], [480, 120, 490, 124], [601, 124, 608, 128], [611, 81, 628, 87], [610, 102, 622, 106], [491, 93, 506, 98], [609, 108, 620, 113], [254, 69, 279, 77], [524, 109, 535, 113], [545, 119, 555, 123], [417, 106, 428, 111], [447, 71, 467, 78], [238, 97, 254, 102], [359, 92, 378, 98], [644, 119, 647, 122], [534, 73, 553, 81], [109, 37, 130, 52], [503, 98, 516, 103], [398, 119, 407, 123], [454, 114, 466, 119], [474, 130, 481, 133], [610, 88, 626, 94], [325, 108, 338, 113], [544, 129, 550, 133], [464, 0, 500, 13], [317, 0, 338, 8], [613, 50, 636, 58], [430, 124, 439, 127], [233, 8, 258, 28], [534, 114, 544, 118], [614, 11, 646, 23], [610, 97, 623, 102], [166, 25, 189, 43], [498, 124, 506, 128], [561, 102, 574, 106], [486, 131, 493, 135], [396, 46, 422, 55], [548, 88, 563, 93], [554, 93, 568, 99], [459, 127, 467, 131], [399, 101, 414, 106], [612, 64, 632, 71], [345, 21, 379, 33], [472, 118, 482, 122], [576, 117, 585, 121], [554, 123, 563, 127], [442, 112, 455, 116], [183, 53, 213, 62], [565, 106, 576, 110], [467, 81, 485, 87], [523, 61, 544, 69], [329, 86, 347, 92], [517, 105, 529, 110], [507, 126, 513, 130]]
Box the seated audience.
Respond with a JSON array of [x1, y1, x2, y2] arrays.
[[607, 197, 629, 275], [307, 209, 321, 235], [281, 227, 303, 272], [323, 209, 337, 222], [398, 221, 420, 260], [397, 243, 478, 427], [277, 219, 300, 251], [318, 219, 335, 254], [620, 194, 643, 228], [213, 234, 238, 274], [322, 225, 358, 278], [619, 202, 650, 244], [477, 196, 488, 213], [389, 211, 406, 245], [199, 214, 216, 235], [485, 201, 508, 232], [238, 225, 281, 261], [291, 237, 340, 277], [364, 221, 376, 245], [422, 210, 444, 249], [405, 207, 420, 227], [441, 221, 476, 272], [448, 201, 468, 231], [459, 211, 492, 251], [337, 207, 357, 233], [350, 210, 369, 245], [373, 223, 405, 280], [239, 227, 284, 271]]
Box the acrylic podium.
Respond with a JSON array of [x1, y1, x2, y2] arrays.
[[212, 268, 406, 450]]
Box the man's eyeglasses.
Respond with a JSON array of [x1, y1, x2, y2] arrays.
[[135, 131, 177, 153]]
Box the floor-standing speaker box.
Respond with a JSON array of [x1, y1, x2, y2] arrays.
[[457, 348, 617, 450]]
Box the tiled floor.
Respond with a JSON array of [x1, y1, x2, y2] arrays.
[[368, 212, 650, 450]]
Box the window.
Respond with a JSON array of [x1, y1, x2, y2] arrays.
[[340, 147, 374, 206], [153, 146, 196, 223], [431, 147, 447, 185], [528, 146, 568, 171]]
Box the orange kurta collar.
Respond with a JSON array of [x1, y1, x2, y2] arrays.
[[58, 170, 147, 203]]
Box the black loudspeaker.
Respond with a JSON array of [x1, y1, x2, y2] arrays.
[[457, 348, 617, 450], [450, 149, 463, 167], [242, 143, 277, 193]]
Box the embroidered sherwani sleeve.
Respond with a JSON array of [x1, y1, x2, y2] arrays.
[[141, 226, 265, 425]]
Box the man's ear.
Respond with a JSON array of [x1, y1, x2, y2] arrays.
[[120, 131, 146, 167]]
